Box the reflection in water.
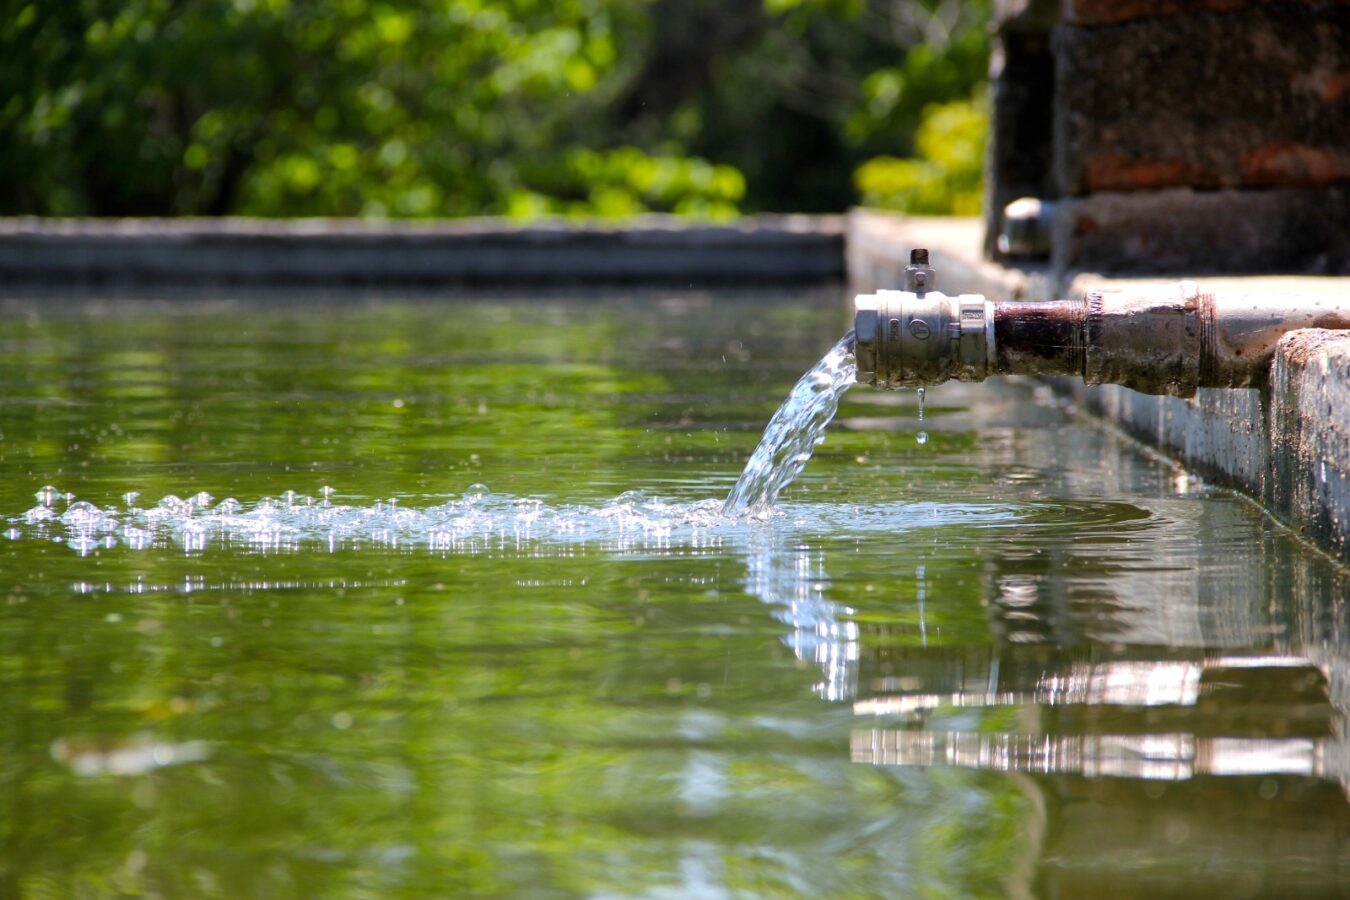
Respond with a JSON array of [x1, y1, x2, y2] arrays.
[[741, 527, 1350, 786], [856, 731, 1322, 780], [849, 649, 1337, 781], [52, 734, 210, 778], [743, 531, 858, 702]]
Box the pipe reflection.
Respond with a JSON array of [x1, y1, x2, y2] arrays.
[[742, 531, 859, 702]]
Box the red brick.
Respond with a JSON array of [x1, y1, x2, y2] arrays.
[[1239, 144, 1350, 187], [1054, 5, 1350, 194], [1081, 153, 1219, 192]]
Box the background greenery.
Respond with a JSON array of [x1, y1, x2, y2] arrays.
[[0, 0, 989, 218]]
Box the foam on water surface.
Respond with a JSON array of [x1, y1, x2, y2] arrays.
[[6, 482, 1112, 557]]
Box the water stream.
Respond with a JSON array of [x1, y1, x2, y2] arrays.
[[721, 330, 857, 516]]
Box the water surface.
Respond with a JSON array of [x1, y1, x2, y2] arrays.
[[1, 287, 1348, 898]]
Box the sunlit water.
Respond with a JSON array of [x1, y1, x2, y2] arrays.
[[1, 287, 1349, 898]]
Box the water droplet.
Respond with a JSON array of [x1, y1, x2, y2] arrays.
[[122, 491, 141, 508], [916, 431, 929, 445]]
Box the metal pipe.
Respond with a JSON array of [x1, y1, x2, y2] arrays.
[[854, 249, 1350, 397]]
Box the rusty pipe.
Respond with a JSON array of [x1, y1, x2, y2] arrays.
[[854, 251, 1350, 397]]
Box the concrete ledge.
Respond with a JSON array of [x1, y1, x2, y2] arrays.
[[847, 209, 1350, 563], [0, 215, 845, 286]]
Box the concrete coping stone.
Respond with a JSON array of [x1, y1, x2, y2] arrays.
[[0, 214, 846, 286]]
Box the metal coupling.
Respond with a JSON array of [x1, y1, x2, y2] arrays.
[[854, 261, 996, 388]]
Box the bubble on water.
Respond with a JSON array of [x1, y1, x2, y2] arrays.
[[216, 498, 242, 515], [155, 495, 190, 515], [123, 491, 141, 508], [24, 505, 57, 525], [5, 528, 21, 540], [282, 490, 298, 508], [61, 501, 103, 527], [464, 483, 490, 501], [191, 491, 214, 509], [36, 485, 60, 506]]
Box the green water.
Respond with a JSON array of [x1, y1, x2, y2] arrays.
[[1, 287, 1348, 898]]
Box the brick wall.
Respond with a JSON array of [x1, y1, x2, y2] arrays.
[[986, 0, 1350, 274]]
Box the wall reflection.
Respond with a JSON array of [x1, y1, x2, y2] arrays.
[[850, 648, 1335, 781]]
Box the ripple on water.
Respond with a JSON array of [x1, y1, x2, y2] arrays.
[[6, 485, 1154, 557]]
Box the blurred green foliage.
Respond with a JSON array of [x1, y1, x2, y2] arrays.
[[855, 95, 987, 215], [0, 0, 988, 218]]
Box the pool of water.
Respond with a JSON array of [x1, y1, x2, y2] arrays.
[[1, 287, 1348, 898]]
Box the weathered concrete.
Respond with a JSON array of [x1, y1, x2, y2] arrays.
[[848, 210, 1350, 564], [0, 215, 845, 286], [1272, 329, 1350, 560]]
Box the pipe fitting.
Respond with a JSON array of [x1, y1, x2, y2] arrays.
[[854, 248, 1350, 396], [855, 247, 996, 388], [854, 289, 995, 388]]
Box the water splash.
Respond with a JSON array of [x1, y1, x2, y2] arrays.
[[7, 483, 1033, 557], [722, 331, 856, 516]]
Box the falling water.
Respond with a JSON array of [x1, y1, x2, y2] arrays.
[[916, 386, 928, 445], [722, 330, 857, 516]]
